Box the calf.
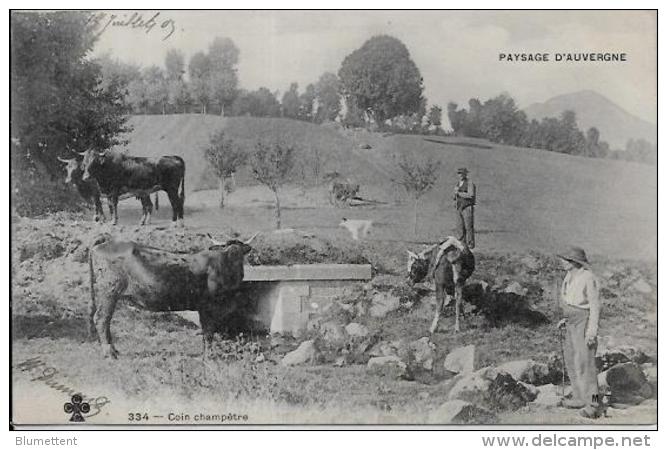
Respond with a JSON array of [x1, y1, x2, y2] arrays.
[[87, 232, 257, 358], [407, 236, 475, 334]]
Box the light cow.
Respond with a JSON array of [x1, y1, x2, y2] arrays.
[[407, 236, 475, 334]]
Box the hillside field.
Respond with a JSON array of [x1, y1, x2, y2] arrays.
[[12, 115, 657, 426]]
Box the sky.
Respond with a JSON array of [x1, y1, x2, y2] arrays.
[[91, 10, 657, 124]]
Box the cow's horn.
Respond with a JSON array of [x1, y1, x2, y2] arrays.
[[407, 250, 418, 258], [244, 232, 259, 245], [206, 233, 225, 246], [57, 156, 71, 163]]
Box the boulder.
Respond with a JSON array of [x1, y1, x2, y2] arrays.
[[345, 322, 369, 338], [519, 381, 538, 398], [369, 291, 400, 317], [319, 321, 347, 345], [503, 281, 527, 296], [520, 255, 541, 272], [367, 356, 407, 378], [368, 341, 398, 358], [497, 359, 551, 386], [359, 143, 372, 150], [429, 400, 496, 424], [444, 345, 477, 374], [598, 362, 652, 405], [410, 337, 436, 371], [532, 384, 563, 407], [281, 340, 318, 366], [447, 370, 491, 401], [487, 372, 537, 410], [631, 278, 652, 294]]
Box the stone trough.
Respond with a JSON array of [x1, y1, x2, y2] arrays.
[[176, 264, 372, 335]]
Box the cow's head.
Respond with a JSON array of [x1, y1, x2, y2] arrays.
[[191, 233, 258, 295], [80, 149, 107, 182], [407, 249, 431, 284], [57, 157, 81, 184]]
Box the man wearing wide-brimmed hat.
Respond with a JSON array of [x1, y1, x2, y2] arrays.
[[453, 167, 476, 248], [557, 246, 602, 419]]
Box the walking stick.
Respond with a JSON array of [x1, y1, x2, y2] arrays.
[[554, 279, 567, 399]]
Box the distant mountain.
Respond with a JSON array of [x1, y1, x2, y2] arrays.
[[524, 90, 656, 150]]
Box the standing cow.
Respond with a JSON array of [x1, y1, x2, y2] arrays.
[[58, 157, 156, 224], [87, 233, 258, 358], [407, 236, 475, 334], [80, 149, 185, 226]]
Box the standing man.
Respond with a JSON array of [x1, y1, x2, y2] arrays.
[[453, 167, 476, 248], [557, 247, 601, 419]]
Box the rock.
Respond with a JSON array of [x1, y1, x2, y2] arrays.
[[532, 384, 564, 407], [497, 359, 551, 385], [447, 370, 491, 401], [598, 362, 652, 405], [503, 281, 527, 296], [369, 291, 400, 317], [281, 340, 318, 366], [444, 345, 477, 374], [333, 356, 346, 367], [359, 143, 372, 149], [429, 400, 496, 424], [345, 322, 369, 338], [367, 356, 407, 378], [368, 341, 397, 358], [519, 381, 538, 398], [319, 321, 347, 345], [487, 372, 537, 410], [631, 278, 652, 294], [410, 337, 436, 371]]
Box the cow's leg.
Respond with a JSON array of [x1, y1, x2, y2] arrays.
[[139, 196, 153, 226], [93, 196, 105, 222], [452, 264, 463, 332], [165, 190, 179, 224], [110, 195, 120, 226], [198, 309, 215, 358], [430, 284, 445, 335], [88, 296, 99, 342]]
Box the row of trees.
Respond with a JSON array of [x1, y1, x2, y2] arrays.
[[447, 95, 611, 159]]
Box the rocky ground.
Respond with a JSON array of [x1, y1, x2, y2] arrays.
[[11, 214, 657, 425]]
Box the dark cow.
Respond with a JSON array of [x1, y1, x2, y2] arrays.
[[58, 157, 157, 224], [329, 181, 360, 205], [87, 232, 258, 358], [407, 236, 475, 334], [80, 150, 185, 226]]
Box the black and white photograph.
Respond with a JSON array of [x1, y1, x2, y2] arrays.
[[9, 9, 657, 428]]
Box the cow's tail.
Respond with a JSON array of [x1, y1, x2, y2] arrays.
[[154, 192, 159, 211], [88, 248, 98, 341], [179, 174, 185, 208]]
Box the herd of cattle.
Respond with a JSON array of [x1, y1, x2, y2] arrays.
[[56, 149, 473, 358]]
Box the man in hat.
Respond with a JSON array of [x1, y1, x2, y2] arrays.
[[557, 246, 602, 419], [453, 167, 476, 248]]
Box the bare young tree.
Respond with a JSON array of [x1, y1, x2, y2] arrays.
[[203, 130, 246, 208], [250, 140, 296, 229], [392, 154, 442, 236]]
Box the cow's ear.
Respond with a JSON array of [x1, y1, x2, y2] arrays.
[[190, 252, 211, 275]]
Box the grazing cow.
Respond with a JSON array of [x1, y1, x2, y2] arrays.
[[329, 181, 360, 206], [58, 157, 157, 224], [87, 232, 258, 358], [407, 236, 475, 334], [339, 217, 373, 241], [80, 150, 185, 226]]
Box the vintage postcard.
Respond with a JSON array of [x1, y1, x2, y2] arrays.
[[10, 10, 656, 428]]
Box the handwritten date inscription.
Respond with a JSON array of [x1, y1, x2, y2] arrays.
[[88, 12, 177, 41]]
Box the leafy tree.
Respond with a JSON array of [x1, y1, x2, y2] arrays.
[[164, 49, 189, 113], [165, 49, 186, 81], [207, 37, 239, 115], [315, 72, 341, 122], [427, 105, 443, 130], [189, 51, 210, 114], [299, 83, 317, 121], [338, 35, 424, 127], [392, 154, 442, 236], [143, 65, 169, 114], [281, 82, 300, 119], [11, 11, 130, 214], [250, 140, 296, 229], [203, 130, 247, 208]]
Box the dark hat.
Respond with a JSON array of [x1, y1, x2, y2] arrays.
[[557, 246, 590, 267], [457, 167, 468, 174]]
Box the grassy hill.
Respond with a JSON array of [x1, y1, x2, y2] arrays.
[[113, 114, 656, 260]]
